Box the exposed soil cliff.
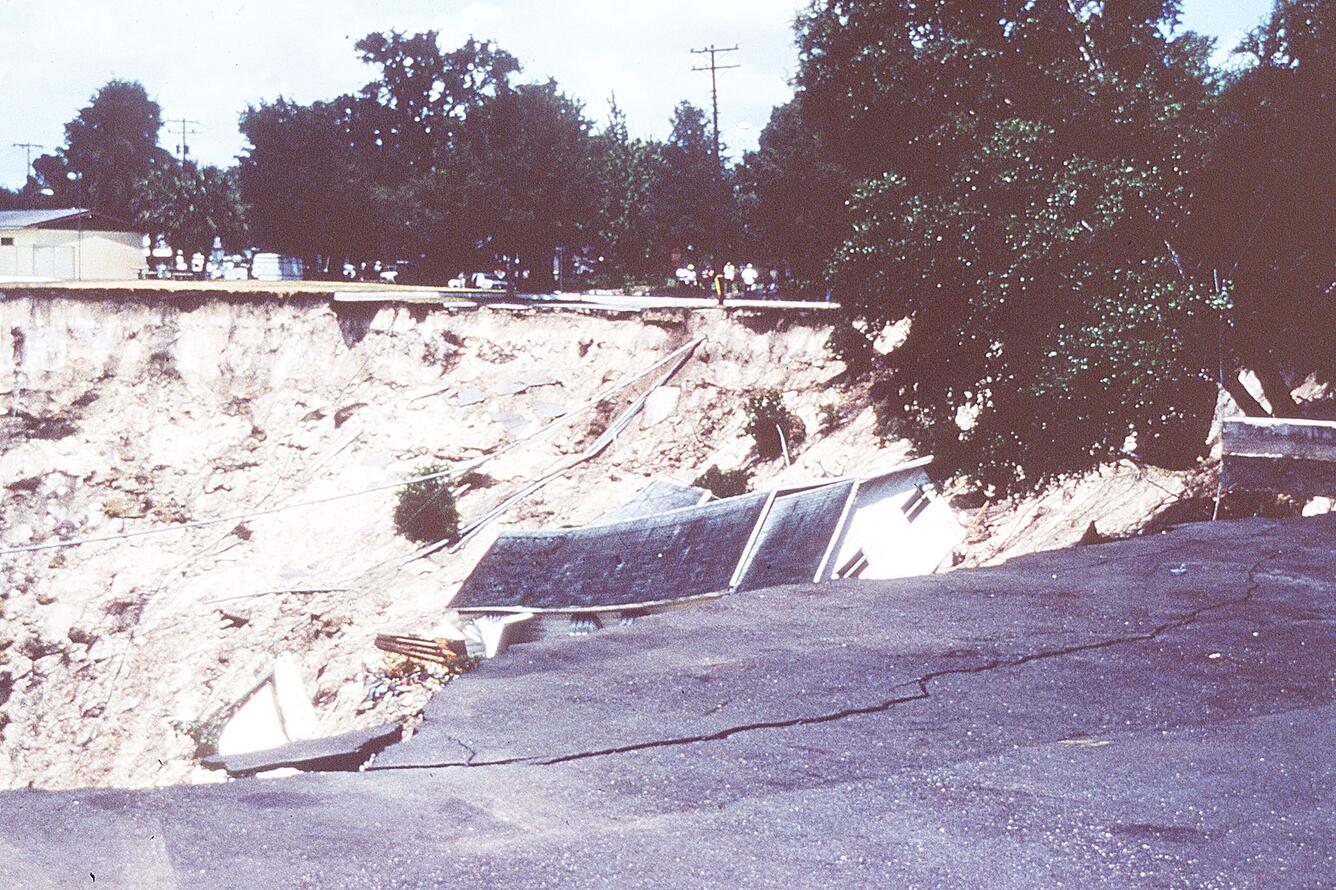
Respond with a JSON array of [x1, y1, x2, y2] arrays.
[[0, 292, 1202, 790]]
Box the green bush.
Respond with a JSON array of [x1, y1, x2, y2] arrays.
[[693, 465, 752, 499], [393, 464, 459, 544], [743, 390, 807, 461]]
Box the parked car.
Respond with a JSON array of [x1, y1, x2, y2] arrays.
[[448, 271, 515, 292]]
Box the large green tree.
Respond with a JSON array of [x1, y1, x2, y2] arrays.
[[133, 161, 247, 259], [237, 98, 377, 272], [33, 80, 171, 220], [799, 0, 1221, 496], [349, 31, 519, 182], [452, 81, 600, 286], [1185, 0, 1336, 417], [591, 96, 666, 279], [736, 98, 849, 286], [651, 102, 721, 263]]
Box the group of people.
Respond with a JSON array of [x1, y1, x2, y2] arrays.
[[674, 261, 783, 304]]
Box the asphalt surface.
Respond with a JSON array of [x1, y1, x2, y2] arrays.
[[3, 517, 1333, 888]]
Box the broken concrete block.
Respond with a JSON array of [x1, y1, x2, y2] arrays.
[[454, 386, 485, 406], [271, 655, 317, 740], [38, 603, 79, 643], [201, 723, 402, 777], [214, 655, 318, 758], [464, 612, 535, 658], [1303, 496, 1335, 517], [215, 682, 288, 756], [640, 386, 680, 429]]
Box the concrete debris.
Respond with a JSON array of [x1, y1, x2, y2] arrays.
[[201, 722, 402, 777], [214, 656, 319, 760], [530, 399, 567, 419], [493, 373, 559, 397], [639, 386, 680, 428], [492, 411, 538, 439], [462, 613, 535, 658], [1303, 496, 1335, 516], [453, 386, 485, 406]]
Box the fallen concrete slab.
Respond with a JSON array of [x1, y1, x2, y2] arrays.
[[3, 517, 1333, 888], [1223, 417, 1336, 497], [200, 723, 401, 777]]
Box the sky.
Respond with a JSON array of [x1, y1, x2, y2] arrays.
[[1, 0, 1275, 190]]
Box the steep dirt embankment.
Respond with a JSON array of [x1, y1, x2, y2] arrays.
[[0, 294, 897, 789], [0, 293, 1202, 790]]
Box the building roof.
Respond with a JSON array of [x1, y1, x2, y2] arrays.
[[452, 492, 772, 612], [737, 480, 857, 592], [452, 459, 940, 615], [587, 479, 712, 526], [0, 207, 137, 232]]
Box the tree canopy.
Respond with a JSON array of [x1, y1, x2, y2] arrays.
[[34, 80, 172, 221], [652, 102, 719, 260], [1184, 0, 1336, 416], [787, 0, 1332, 497], [238, 98, 375, 271], [232, 31, 743, 284], [735, 98, 848, 286]]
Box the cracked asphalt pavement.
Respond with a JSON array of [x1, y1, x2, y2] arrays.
[[3, 516, 1333, 888]]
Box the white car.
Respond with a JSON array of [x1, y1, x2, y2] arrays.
[[450, 272, 514, 291]]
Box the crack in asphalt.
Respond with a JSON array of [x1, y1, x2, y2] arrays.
[[370, 560, 1265, 773]]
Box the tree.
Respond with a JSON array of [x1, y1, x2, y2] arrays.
[[33, 80, 171, 220], [590, 96, 666, 279], [133, 162, 247, 259], [453, 81, 599, 286], [798, 0, 1222, 496], [238, 98, 377, 272], [651, 102, 720, 264], [736, 98, 850, 286], [351, 31, 519, 179], [339, 32, 523, 270], [1185, 0, 1336, 417]]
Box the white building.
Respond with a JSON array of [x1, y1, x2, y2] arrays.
[[0, 208, 144, 281], [822, 457, 964, 580], [441, 459, 965, 656]]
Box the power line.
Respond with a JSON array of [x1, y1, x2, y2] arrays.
[[11, 142, 45, 195]]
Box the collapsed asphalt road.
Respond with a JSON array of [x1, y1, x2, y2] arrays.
[[3, 516, 1333, 888]]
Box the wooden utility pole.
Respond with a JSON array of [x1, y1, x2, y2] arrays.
[[691, 44, 740, 264], [691, 44, 740, 177], [171, 118, 201, 165], [12, 142, 45, 201]]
